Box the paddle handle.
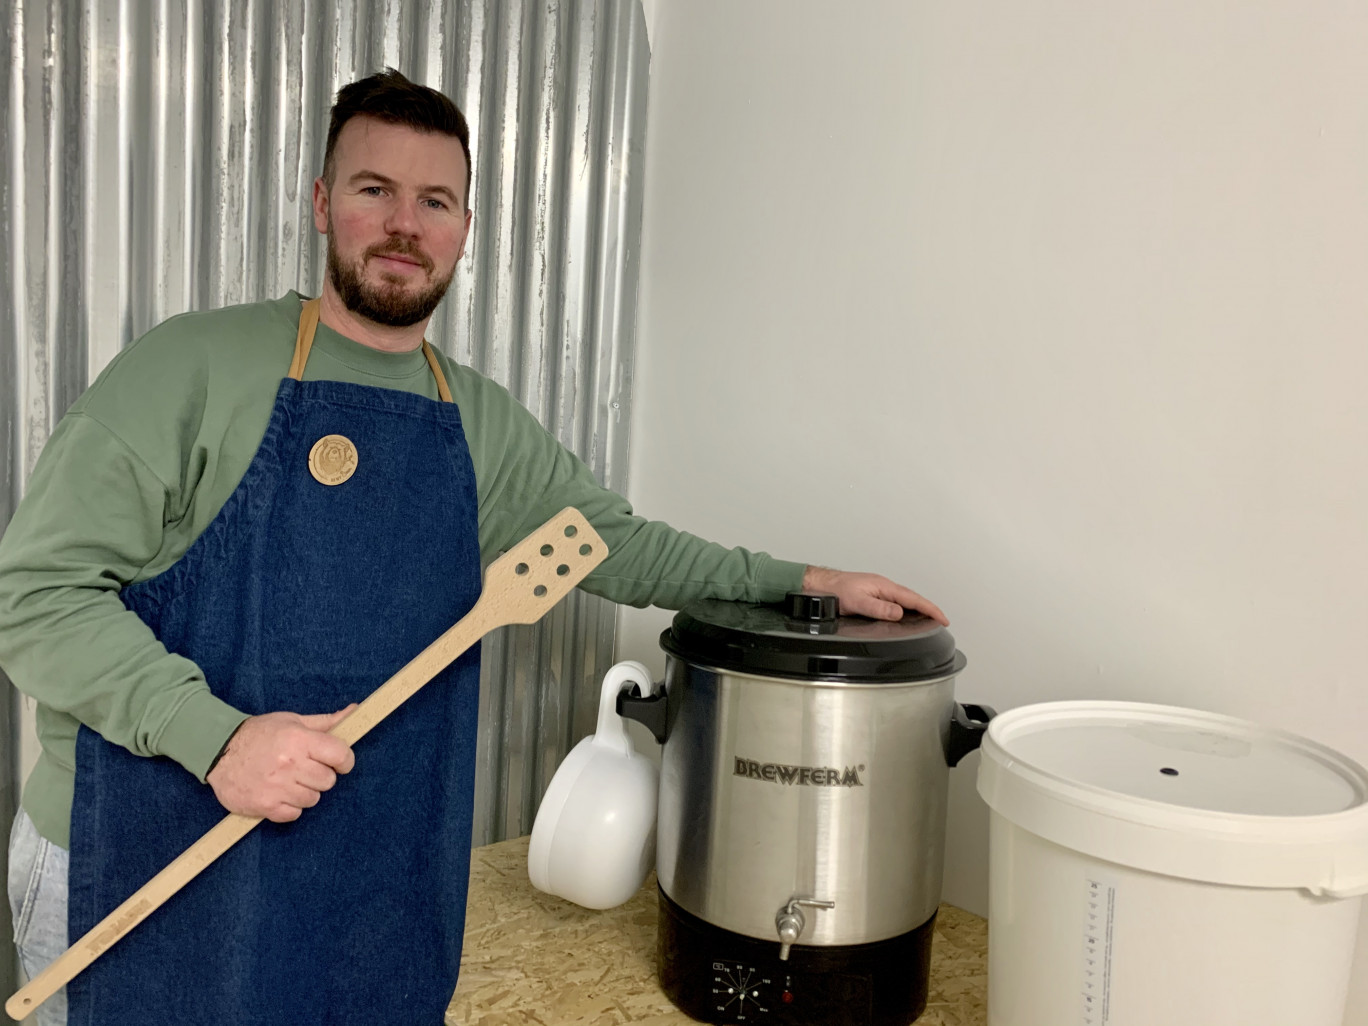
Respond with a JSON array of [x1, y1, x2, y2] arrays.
[[5, 813, 261, 1020], [330, 604, 496, 746]]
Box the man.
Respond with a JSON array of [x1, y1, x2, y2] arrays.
[[0, 70, 945, 1025]]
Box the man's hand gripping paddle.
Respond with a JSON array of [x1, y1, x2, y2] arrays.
[[6, 508, 607, 1020]]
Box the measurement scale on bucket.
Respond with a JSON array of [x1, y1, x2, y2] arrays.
[[1081, 876, 1115, 1026]]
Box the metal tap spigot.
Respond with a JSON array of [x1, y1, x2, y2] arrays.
[[775, 898, 836, 960]]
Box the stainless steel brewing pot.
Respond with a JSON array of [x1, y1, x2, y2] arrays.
[[620, 592, 991, 952]]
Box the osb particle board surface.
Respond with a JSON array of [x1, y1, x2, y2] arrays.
[[446, 836, 987, 1026]]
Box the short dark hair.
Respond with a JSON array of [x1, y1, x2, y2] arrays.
[[323, 68, 473, 208]]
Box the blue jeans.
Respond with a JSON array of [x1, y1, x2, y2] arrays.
[[7, 809, 68, 1026]]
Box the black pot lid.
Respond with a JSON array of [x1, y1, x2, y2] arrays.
[[659, 591, 967, 683]]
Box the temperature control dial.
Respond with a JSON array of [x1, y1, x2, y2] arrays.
[[711, 961, 772, 1020]]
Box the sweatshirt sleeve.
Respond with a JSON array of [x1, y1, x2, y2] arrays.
[[458, 372, 807, 609], [0, 411, 247, 781]]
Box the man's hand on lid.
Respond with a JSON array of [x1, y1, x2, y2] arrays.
[[802, 566, 949, 626]]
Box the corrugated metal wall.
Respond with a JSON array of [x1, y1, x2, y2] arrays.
[[0, 0, 648, 980]]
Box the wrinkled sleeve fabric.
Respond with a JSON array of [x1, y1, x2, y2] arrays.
[[0, 400, 246, 785], [456, 368, 806, 608]]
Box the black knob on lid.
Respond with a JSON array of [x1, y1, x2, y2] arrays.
[[788, 592, 839, 622]]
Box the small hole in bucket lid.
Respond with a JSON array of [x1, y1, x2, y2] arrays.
[[1160, 767, 1179, 776]]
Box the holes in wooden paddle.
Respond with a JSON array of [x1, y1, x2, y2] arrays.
[[534, 585, 548, 597], [515, 563, 529, 575], [540, 544, 554, 556], [579, 544, 592, 556], [564, 525, 578, 537], [557, 564, 570, 576]]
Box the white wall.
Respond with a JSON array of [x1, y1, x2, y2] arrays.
[[620, 1, 1368, 1019]]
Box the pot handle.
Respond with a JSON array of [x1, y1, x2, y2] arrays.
[[945, 702, 996, 767], [616, 676, 669, 745]]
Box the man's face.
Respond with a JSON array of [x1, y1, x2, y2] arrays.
[[313, 116, 473, 328]]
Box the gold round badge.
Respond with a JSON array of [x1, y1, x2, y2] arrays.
[[308, 434, 358, 486]]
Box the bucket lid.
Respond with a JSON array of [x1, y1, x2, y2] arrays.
[[660, 591, 966, 683], [977, 701, 1368, 896]]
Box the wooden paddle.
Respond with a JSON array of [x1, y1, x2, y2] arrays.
[[6, 507, 607, 1020]]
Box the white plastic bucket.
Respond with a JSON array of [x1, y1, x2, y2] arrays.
[[977, 702, 1368, 1026]]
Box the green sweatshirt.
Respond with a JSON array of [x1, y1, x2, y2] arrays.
[[0, 292, 804, 849]]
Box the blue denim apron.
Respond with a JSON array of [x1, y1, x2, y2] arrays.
[[67, 299, 483, 1025]]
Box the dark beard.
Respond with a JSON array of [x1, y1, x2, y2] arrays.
[[326, 230, 454, 328]]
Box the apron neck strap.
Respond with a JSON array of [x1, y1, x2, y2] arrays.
[[289, 297, 454, 403], [287, 299, 322, 381], [422, 341, 455, 403]]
